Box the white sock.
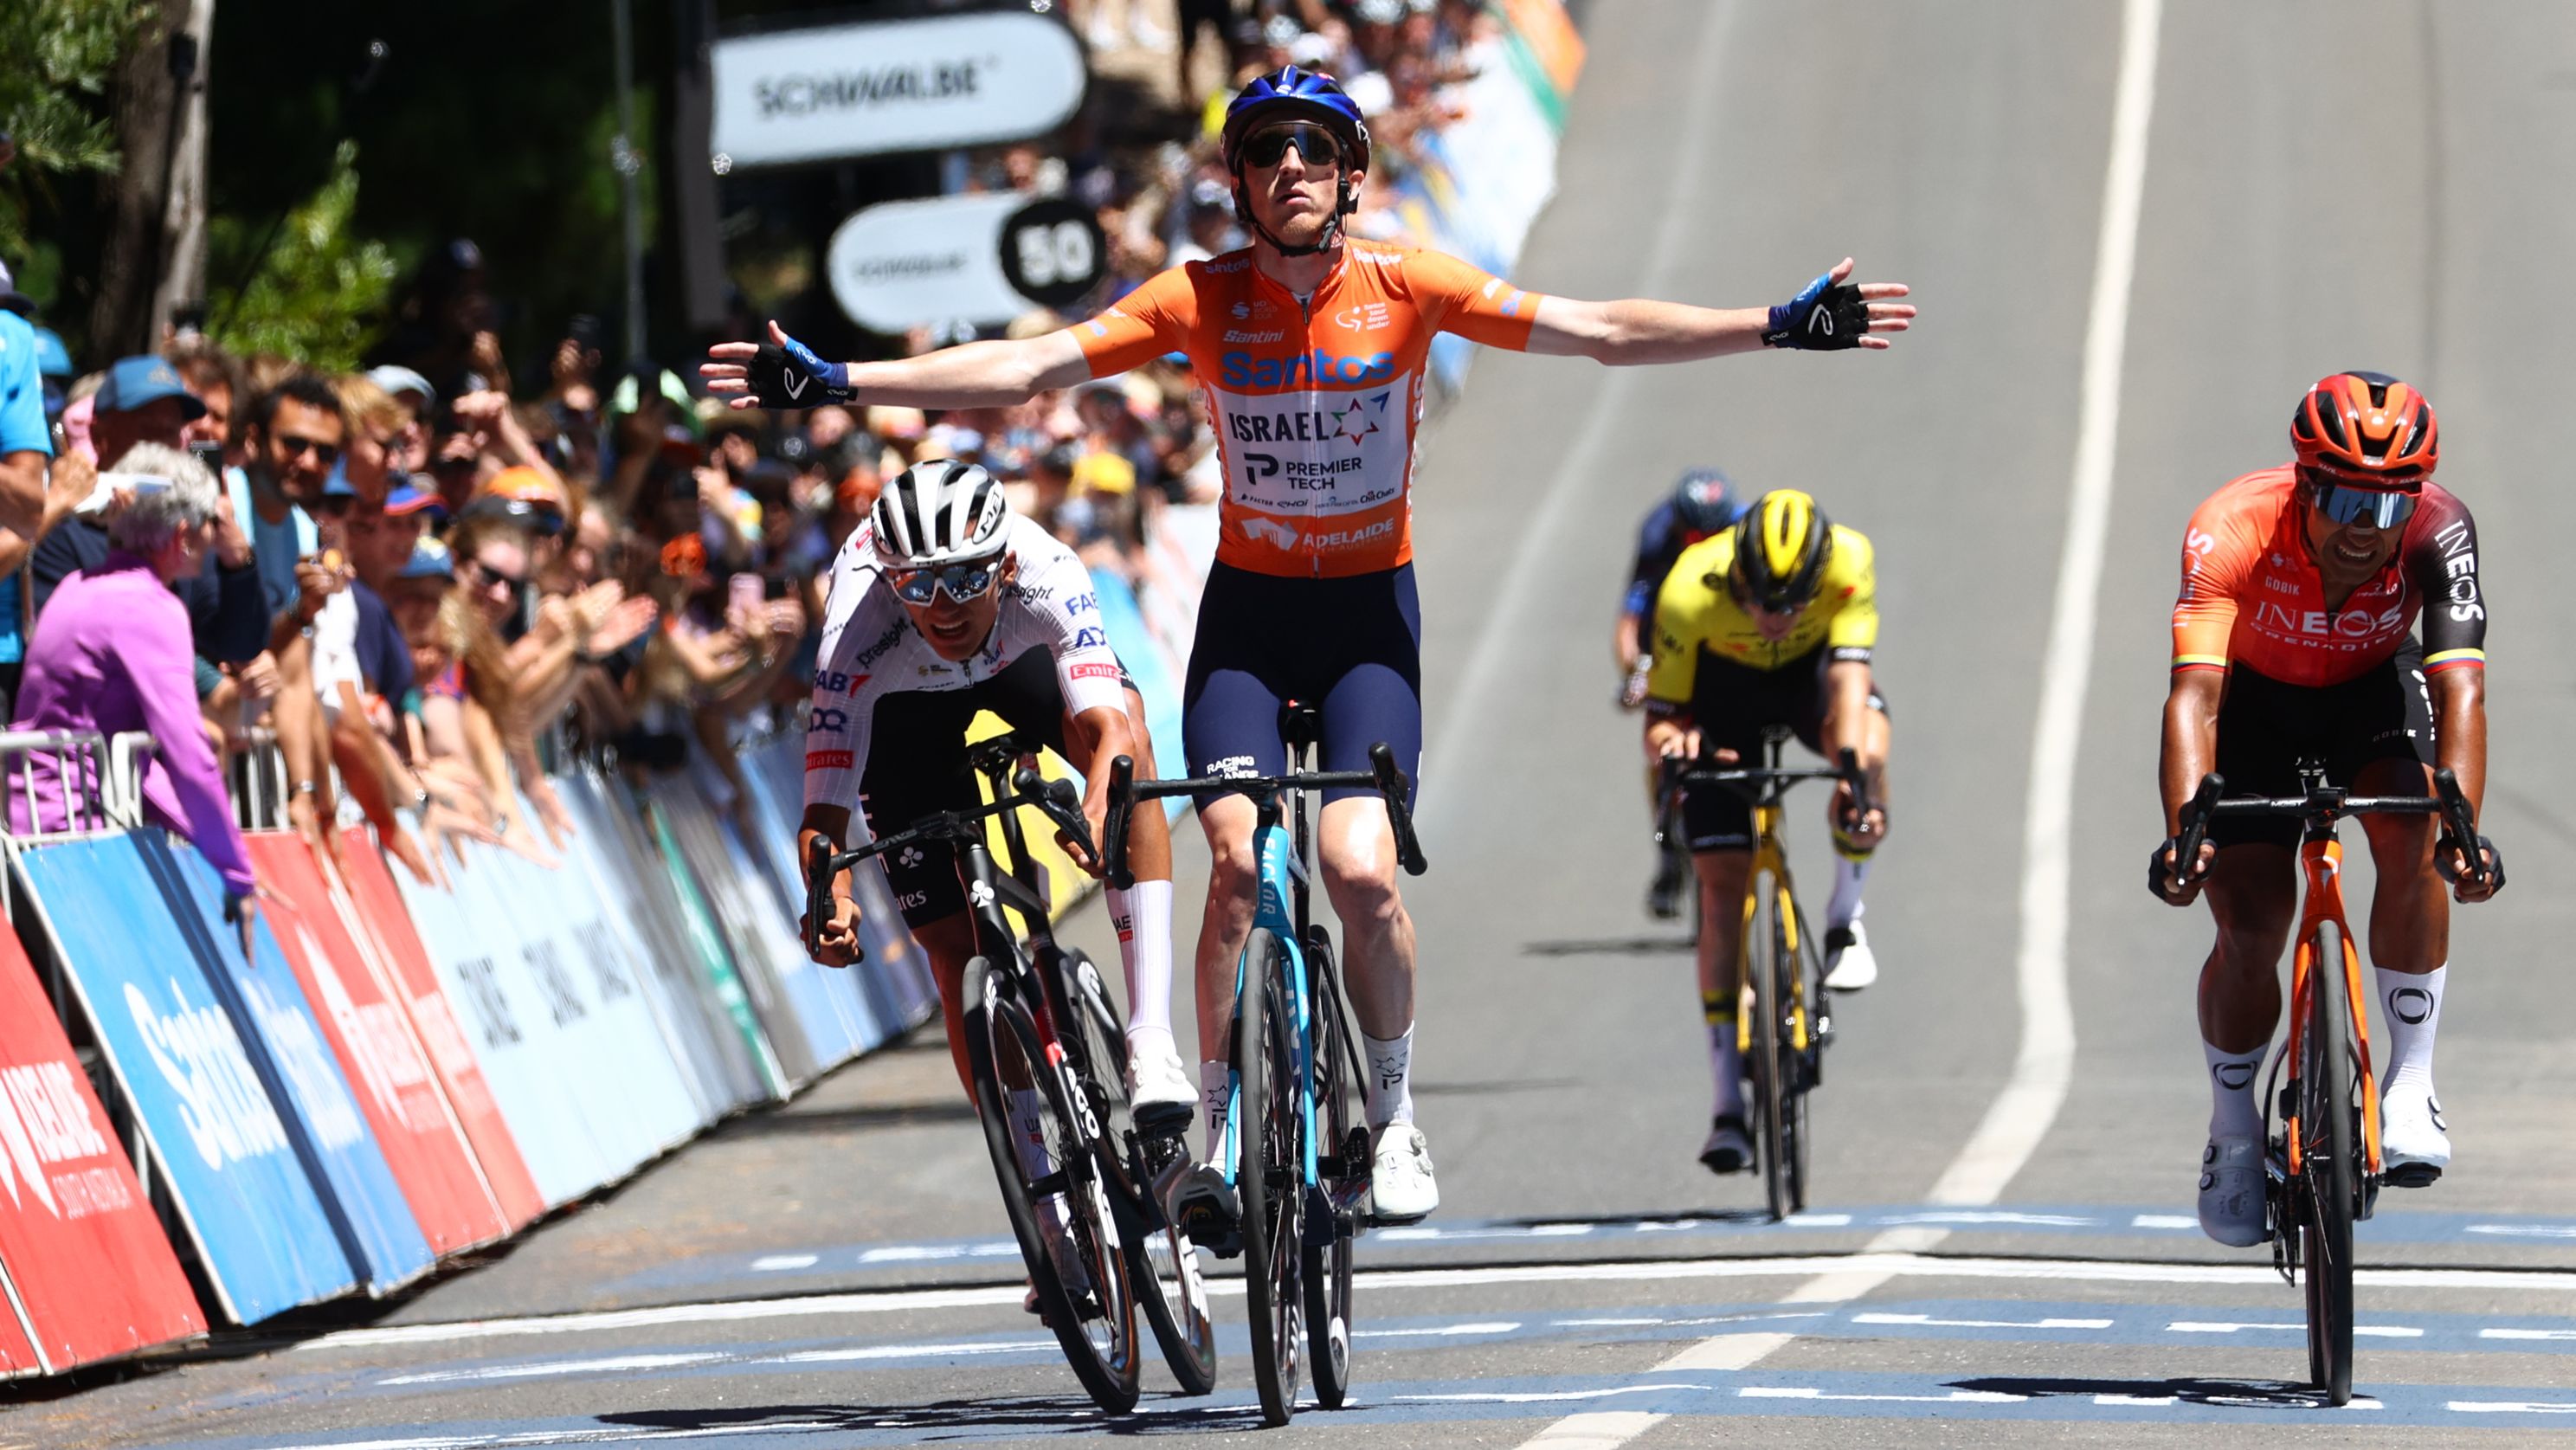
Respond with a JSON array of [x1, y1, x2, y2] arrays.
[[1200, 1059, 1230, 1160], [2378, 963, 2445, 1099], [2203, 1041, 2265, 1140], [1363, 1026, 1414, 1129], [1827, 855, 1870, 932], [1704, 991, 1743, 1118], [1008, 1087, 1051, 1176], [1106, 880, 1175, 1056]]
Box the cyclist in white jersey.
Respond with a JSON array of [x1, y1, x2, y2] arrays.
[[800, 461, 1193, 1124]]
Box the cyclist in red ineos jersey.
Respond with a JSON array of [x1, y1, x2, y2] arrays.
[[707, 67, 1916, 1233]]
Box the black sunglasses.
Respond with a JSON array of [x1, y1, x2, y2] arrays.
[[277, 433, 341, 467], [310, 493, 356, 517], [1240, 121, 1345, 171]]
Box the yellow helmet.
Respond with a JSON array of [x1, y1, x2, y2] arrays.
[[1727, 489, 1833, 612]]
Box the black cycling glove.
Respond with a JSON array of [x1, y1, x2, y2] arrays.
[[1761, 269, 1871, 351], [743, 332, 858, 408], [2148, 837, 2200, 904], [2436, 833, 2506, 894]]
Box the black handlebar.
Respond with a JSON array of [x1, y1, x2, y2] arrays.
[[802, 764, 1093, 963], [2170, 768, 2494, 892], [1658, 749, 1870, 820], [1102, 741, 1428, 885], [1014, 765, 1096, 867], [804, 834, 836, 959]]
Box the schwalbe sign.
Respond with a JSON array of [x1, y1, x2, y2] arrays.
[[712, 12, 1088, 169]]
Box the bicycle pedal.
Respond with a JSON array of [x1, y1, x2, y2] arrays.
[[2382, 1162, 2442, 1189], [1133, 1100, 1195, 1138]]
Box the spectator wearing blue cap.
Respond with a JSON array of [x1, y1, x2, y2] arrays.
[[0, 298, 49, 713]]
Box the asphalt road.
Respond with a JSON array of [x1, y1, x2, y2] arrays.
[[16, 1, 2576, 1445]]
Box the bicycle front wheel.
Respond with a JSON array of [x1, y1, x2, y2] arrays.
[[1304, 926, 1362, 1409], [1235, 928, 1303, 1426], [1065, 952, 1218, 1397], [1750, 882, 1791, 1222], [1775, 888, 1812, 1215], [961, 957, 1142, 1414], [2300, 919, 2359, 1406]]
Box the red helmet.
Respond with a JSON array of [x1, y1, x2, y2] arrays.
[[2290, 371, 2438, 482]]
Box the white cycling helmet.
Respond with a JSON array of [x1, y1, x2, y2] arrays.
[[871, 458, 1008, 570]]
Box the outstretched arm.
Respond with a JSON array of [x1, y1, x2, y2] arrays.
[[1524, 257, 1915, 364], [701, 320, 1092, 412]]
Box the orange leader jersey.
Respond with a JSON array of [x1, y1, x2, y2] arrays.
[[2170, 466, 2486, 688], [1069, 241, 1542, 577]]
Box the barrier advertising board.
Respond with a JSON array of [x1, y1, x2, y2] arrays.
[[641, 802, 792, 1099], [14, 836, 358, 1323], [696, 754, 880, 1057], [0, 922, 203, 1370], [712, 11, 1085, 168], [247, 835, 506, 1257], [145, 835, 436, 1294], [396, 860, 612, 1207], [551, 774, 757, 1121], [333, 833, 545, 1231], [653, 780, 830, 1083], [0, 1276, 35, 1376]]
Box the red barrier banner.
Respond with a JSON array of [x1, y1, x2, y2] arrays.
[[0, 1266, 36, 1376], [248, 835, 509, 1257], [0, 922, 204, 1371], [332, 830, 544, 1231]]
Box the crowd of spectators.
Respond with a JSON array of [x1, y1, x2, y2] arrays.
[[0, 0, 1522, 908]]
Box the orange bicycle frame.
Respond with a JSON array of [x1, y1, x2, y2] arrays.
[[2282, 833, 2382, 1180]]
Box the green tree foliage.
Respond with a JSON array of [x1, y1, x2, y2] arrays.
[[0, 0, 147, 294], [207, 140, 401, 370]]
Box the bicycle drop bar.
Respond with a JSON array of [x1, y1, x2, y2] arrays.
[[1101, 747, 1427, 890], [2174, 769, 2492, 889], [800, 772, 1094, 962]]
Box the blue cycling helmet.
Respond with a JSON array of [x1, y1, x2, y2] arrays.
[[1221, 68, 1372, 257], [1671, 467, 1741, 539], [1222, 66, 1372, 176]]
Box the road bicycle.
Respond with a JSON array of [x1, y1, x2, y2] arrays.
[[2169, 763, 2491, 1406], [1104, 704, 1425, 1427], [802, 737, 1215, 1411], [1661, 728, 1870, 1221]]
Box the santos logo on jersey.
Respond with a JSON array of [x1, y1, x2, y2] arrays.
[[1220, 349, 1397, 389]]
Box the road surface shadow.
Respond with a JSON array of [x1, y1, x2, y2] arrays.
[[719, 1099, 982, 1137], [1949, 1376, 2342, 1409], [599, 1393, 1278, 1437], [1521, 935, 1696, 957]]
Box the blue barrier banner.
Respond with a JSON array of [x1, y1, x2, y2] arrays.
[[716, 751, 886, 1054], [553, 774, 765, 1119], [14, 837, 358, 1324], [654, 772, 834, 1082], [643, 802, 793, 1100], [144, 835, 436, 1295], [396, 861, 612, 1207]]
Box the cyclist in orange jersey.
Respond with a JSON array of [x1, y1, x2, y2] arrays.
[[707, 67, 1916, 1231], [2150, 372, 2502, 1249]]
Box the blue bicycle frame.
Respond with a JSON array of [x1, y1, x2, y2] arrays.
[[1218, 812, 1321, 1198]]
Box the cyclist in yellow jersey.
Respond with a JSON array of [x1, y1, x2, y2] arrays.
[[1644, 489, 1891, 1174]]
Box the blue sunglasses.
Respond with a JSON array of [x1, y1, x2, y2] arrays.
[[890, 560, 1000, 605], [2309, 477, 2418, 529]]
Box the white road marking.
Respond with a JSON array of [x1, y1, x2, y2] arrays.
[[1852, 1312, 2112, 1331], [1742, 1387, 2027, 1405], [377, 1353, 724, 1387], [2483, 1327, 2576, 1341], [2453, 1400, 2576, 1414], [1881, 1211, 2097, 1228], [770, 1339, 1053, 1364], [747, 1254, 817, 1273], [2096, 1394, 2176, 1407], [1356, 1321, 1522, 1339], [2169, 1320, 2424, 1338], [1395, 1384, 1707, 1405], [2131, 1214, 2197, 1229], [2468, 1224, 2576, 1240]]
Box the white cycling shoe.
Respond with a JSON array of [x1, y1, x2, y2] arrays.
[[1125, 1036, 1195, 1130], [2380, 1087, 2450, 1187], [1823, 923, 1877, 992], [1369, 1123, 1439, 1224], [2198, 1134, 2269, 1247]]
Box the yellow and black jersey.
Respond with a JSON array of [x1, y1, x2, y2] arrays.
[[1646, 524, 1878, 703]]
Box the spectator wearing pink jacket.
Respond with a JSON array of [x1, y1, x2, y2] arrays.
[[8, 443, 254, 898]]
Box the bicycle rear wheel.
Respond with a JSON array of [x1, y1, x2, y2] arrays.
[[961, 957, 1142, 1414], [1303, 926, 1362, 1409], [1750, 881, 1792, 1222], [1059, 950, 1218, 1396], [1235, 928, 1302, 1426], [2300, 920, 2359, 1406]]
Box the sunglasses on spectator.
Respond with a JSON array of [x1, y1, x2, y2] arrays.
[[889, 560, 1001, 606], [277, 434, 341, 466], [466, 557, 527, 590], [1240, 122, 1345, 171], [2306, 474, 2418, 529]]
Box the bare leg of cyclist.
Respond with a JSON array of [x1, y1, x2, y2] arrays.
[[1692, 849, 1754, 1171], [1319, 794, 1439, 1221], [2194, 845, 2296, 1245], [2354, 757, 2452, 1179]]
